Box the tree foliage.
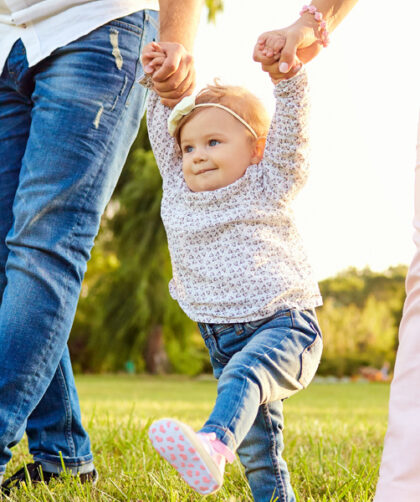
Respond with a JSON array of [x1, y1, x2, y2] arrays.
[[70, 120, 206, 375], [205, 0, 224, 22], [317, 266, 406, 376]]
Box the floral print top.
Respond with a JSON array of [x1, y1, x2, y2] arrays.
[[146, 68, 322, 323]]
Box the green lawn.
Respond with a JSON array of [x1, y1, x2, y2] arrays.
[[3, 376, 390, 501]]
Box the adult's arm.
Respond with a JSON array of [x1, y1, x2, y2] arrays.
[[254, 0, 358, 79], [152, 0, 203, 107]]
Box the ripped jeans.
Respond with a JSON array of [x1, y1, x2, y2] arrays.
[[198, 308, 323, 502], [0, 10, 158, 479]]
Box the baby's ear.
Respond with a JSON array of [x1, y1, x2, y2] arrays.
[[251, 137, 266, 164]]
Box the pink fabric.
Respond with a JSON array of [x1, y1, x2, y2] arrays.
[[375, 110, 420, 501], [198, 433, 236, 464]]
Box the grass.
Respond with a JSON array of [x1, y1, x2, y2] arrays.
[[2, 376, 390, 501]]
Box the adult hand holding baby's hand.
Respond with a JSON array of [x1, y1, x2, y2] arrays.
[[142, 41, 195, 108], [253, 18, 324, 81]]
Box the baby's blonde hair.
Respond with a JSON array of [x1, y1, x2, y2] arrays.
[[175, 81, 270, 145]]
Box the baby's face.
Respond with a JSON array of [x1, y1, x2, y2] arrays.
[[180, 107, 258, 192]]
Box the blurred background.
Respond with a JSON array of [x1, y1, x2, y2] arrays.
[[69, 0, 420, 379]]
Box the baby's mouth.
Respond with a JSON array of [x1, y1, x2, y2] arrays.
[[196, 167, 217, 175]]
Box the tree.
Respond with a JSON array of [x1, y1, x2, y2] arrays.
[[70, 120, 206, 374], [317, 266, 407, 376], [206, 0, 224, 21]]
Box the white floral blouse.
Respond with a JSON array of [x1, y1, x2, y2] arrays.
[[146, 68, 322, 323]]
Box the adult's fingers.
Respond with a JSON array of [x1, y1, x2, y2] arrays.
[[260, 56, 302, 82], [152, 54, 194, 95], [151, 42, 188, 82], [261, 60, 280, 75], [152, 53, 182, 82], [160, 78, 195, 108], [277, 33, 299, 73], [153, 65, 195, 106]]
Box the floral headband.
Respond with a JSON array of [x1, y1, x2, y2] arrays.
[[167, 94, 258, 139]]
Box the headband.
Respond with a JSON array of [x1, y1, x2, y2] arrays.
[[167, 94, 258, 139]]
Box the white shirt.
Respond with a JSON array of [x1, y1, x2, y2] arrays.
[[147, 69, 322, 323], [0, 0, 159, 73]]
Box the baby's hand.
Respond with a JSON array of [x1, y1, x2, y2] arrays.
[[253, 30, 302, 82], [142, 42, 166, 75], [257, 31, 286, 61]]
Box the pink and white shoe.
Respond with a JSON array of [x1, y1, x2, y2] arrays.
[[149, 418, 234, 496]]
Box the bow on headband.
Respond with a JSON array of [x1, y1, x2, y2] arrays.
[[167, 95, 258, 139]]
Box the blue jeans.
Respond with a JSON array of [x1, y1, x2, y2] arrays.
[[198, 308, 323, 502], [0, 10, 158, 481]]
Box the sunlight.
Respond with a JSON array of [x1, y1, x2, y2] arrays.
[[194, 0, 420, 279]]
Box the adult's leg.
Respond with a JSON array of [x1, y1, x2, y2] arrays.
[[374, 112, 420, 502], [26, 347, 93, 474], [0, 58, 33, 484], [0, 10, 158, 477], [0, 61, 31, 302]]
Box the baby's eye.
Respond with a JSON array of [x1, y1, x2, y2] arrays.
[[183, 145, 194, 153], [209, 139, 220, 147]]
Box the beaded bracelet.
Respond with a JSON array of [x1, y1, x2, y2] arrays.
[[300, 5, 330, 47]]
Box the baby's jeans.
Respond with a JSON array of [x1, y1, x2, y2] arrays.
[[198, 308, 323, 502]]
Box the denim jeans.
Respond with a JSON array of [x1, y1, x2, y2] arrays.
[[198, 308, 323, 502], [0, 10, 158, 481]]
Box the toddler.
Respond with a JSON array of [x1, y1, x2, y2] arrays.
[[141, 42, 323, 502]]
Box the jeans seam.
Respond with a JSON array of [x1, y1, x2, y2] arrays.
[[2, 287, 73, 458], [34, 453, 92, 465], [223, 374, 249, 451], [57, 362, 76, 457], [124, 32, 143, 106], [145, 10, 159, 32], [108, 19, 144, 36], [262, 403, 287, 502]]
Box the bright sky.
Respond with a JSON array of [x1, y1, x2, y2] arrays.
[[192, 0, 420, 279]]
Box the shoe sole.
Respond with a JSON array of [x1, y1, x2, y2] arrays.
[[149, 418, 222, 495]]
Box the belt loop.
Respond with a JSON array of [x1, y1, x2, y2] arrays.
[[198, 323, 208, 336], [204, 323, 212, 336], [234, 324, 244, 335]]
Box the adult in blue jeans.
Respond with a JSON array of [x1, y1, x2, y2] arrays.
[[0, 0, 202, 493]]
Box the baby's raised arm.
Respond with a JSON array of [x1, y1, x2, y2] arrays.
[[260, 68, 310, 203]]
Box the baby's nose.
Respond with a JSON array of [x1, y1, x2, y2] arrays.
[[193, 147, 206, 162]]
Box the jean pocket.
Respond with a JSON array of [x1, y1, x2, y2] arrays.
[[298, 334, 323, 388], [216, 326, 259, 361], [108, 14, 145, 36], [202, 329, 239, 365], [202, 335, 224, 368]]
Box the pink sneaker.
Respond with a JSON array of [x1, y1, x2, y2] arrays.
[[149, 418, 233, 495]]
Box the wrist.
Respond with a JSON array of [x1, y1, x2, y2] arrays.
[[289, 16, 320, 48], [299, 5, 330, 47]]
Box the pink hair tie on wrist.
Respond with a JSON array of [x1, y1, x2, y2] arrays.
[[300, 4, 330, 47]]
